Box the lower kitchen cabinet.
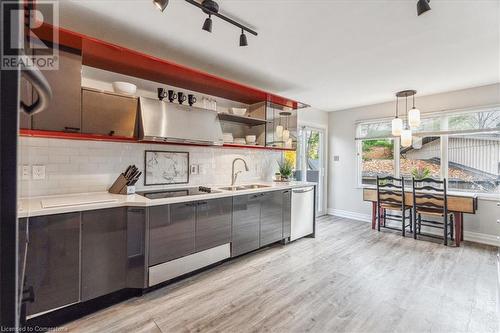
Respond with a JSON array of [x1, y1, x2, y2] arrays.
[[232, 194, 261, 257], [25, 213, 80, 316], [149, 203, 196, 266], [260, 191, 283, 247], [283, 190, 292, 239], [81, 208, 127, 301], [126, 208, 147, 288], [195, 198, 232, 252]]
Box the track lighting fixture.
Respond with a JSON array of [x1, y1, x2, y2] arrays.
[[153, 0, 169, 12], [417, 0, 431, 16], [239, 29, 248, 47], [202, 14, 213, 33], [154, 0, 257, 46]]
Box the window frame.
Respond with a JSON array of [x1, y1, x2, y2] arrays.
[[355, 105, 500, 197]]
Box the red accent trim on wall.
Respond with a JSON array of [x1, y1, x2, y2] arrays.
[[19, 130, 296, 152], [31, 24, 306, 108]]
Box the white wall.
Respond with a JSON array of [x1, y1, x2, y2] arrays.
[[18, 138, 281, 197], [328, 83, 500, 245]]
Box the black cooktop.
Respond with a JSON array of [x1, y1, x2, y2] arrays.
[[137, 186, 219, 199]]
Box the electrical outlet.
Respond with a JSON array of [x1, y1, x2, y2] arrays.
[[21, 165, 30, 180], [190, 164, 199, 175], [32, 165, 46, 180]]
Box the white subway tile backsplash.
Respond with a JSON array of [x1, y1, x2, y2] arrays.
[[18, 137, 282, 197]]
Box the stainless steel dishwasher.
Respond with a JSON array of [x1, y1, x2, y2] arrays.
[[291, 186, 315, 241]]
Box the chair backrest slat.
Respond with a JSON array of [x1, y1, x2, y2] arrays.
[[412, 177, 448, 215], [376, 176, 405, 208]]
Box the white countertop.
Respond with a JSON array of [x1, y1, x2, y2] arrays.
[[18, 182, 316, 218]]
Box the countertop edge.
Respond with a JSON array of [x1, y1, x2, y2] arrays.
[[18, 182, 316, 218]]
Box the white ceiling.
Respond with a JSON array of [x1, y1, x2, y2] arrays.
[[57, 0, 500, 111]]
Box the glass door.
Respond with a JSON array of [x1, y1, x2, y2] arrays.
[[296, 126, 327, 216]]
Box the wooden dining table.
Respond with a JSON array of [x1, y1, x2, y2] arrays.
[[363, 188, 478, 247]]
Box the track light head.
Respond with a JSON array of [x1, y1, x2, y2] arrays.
[[202, 14, 212, 32], [239, 30, 248, 47], [417, 0, 431, 16], [153, 0, 169, 12]]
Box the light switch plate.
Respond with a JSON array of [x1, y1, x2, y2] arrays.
[[32, 165, 46, 180], [190, 164, 199, 175], [21, 165, 30, 180]]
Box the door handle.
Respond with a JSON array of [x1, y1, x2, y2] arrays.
[[20, 54, 52, 115]]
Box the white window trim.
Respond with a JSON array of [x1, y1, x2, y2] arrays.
[[356, 108, 500, 195]]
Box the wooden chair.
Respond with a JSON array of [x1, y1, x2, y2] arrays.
[[376, 176, 412, 236], [412, 178, 454, 246]]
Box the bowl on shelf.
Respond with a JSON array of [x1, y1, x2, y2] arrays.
[[231, 108, 247, 116], [223, 132, 234, 143], [245, 135, 257, 144], [112, 81, 137, 95], [234, 138, 246, 145]]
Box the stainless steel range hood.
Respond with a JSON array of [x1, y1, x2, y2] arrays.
[[138, 97, 224, 145]]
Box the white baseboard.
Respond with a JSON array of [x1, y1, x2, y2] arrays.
[[328, 208, 371, 223], [327, 208, 499, 247]]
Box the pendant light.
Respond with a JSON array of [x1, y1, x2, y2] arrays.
[[417, 0, 431, 16], [400, 93, 413, 148], [280, 111, 292, 143], [153, 0, 169, 12], [392, 96, 403, 136], [412, 136, 423, 149], [408, 93, 421, 128]]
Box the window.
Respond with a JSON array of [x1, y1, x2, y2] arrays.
[[356, 106, 500, 194], [360, 139, 394, 186], [400, 136, 441, 183], [448, 133, 500, 193]]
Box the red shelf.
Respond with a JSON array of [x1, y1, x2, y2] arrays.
[[19, 130, 296, 152], [32, 24, 307, 109]]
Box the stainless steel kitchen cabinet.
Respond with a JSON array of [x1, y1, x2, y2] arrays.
[[32, 47, 82, 132], [149, 203, 196, 266], [195, 198, 232, 252], [231, 194, 261, 257], [260, 191, 284, 247], [81, 208, 127, 301], [25, 213, 80, 316], [81, 88, 138, 137], [282, 190, 291, 240]]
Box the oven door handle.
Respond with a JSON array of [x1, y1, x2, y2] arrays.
[[20, 55, 52, 115]]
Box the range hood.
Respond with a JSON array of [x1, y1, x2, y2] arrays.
[[138, 97, 224, 145]]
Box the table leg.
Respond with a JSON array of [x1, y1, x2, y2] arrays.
[[372, 202, 377, 230], [461, 213, 464, 241], [453, 212, 462, 247]]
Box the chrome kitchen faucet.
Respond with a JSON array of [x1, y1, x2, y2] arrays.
[[231, 158, 249, 186]]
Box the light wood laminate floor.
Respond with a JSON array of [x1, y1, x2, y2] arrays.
[[63, 216, 499, 333]]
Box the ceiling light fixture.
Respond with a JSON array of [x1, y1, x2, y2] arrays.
[[239, 29, 248, 47], [393, 90, 421, 147], [417, 0, 431, 16], [153, 0, 169, 12], [202, 14, 213, 33], [154, 0, 257, 46]]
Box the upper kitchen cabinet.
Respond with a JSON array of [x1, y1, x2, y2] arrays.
[[32, 46, 82, 132], [81, 88, 138, 137]]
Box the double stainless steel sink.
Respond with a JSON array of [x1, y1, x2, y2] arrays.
[[218, 184, 270, 191]]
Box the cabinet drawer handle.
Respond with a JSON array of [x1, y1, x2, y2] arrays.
[[293, 187, 314, 194], [197, 202, 208, 206], [64, 126, 80, 132], [184, 203, 196, 207]]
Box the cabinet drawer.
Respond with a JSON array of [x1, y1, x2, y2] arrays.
[[232, 194, 261, 257], [25, 213, 80, 316], [81, 208, 127, 301], [149, 203, 196, 265], [195, 198, 232, 252], [82, 88, 138, 137]]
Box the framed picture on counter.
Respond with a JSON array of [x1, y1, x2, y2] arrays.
[[144, 150, 189, 185]]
